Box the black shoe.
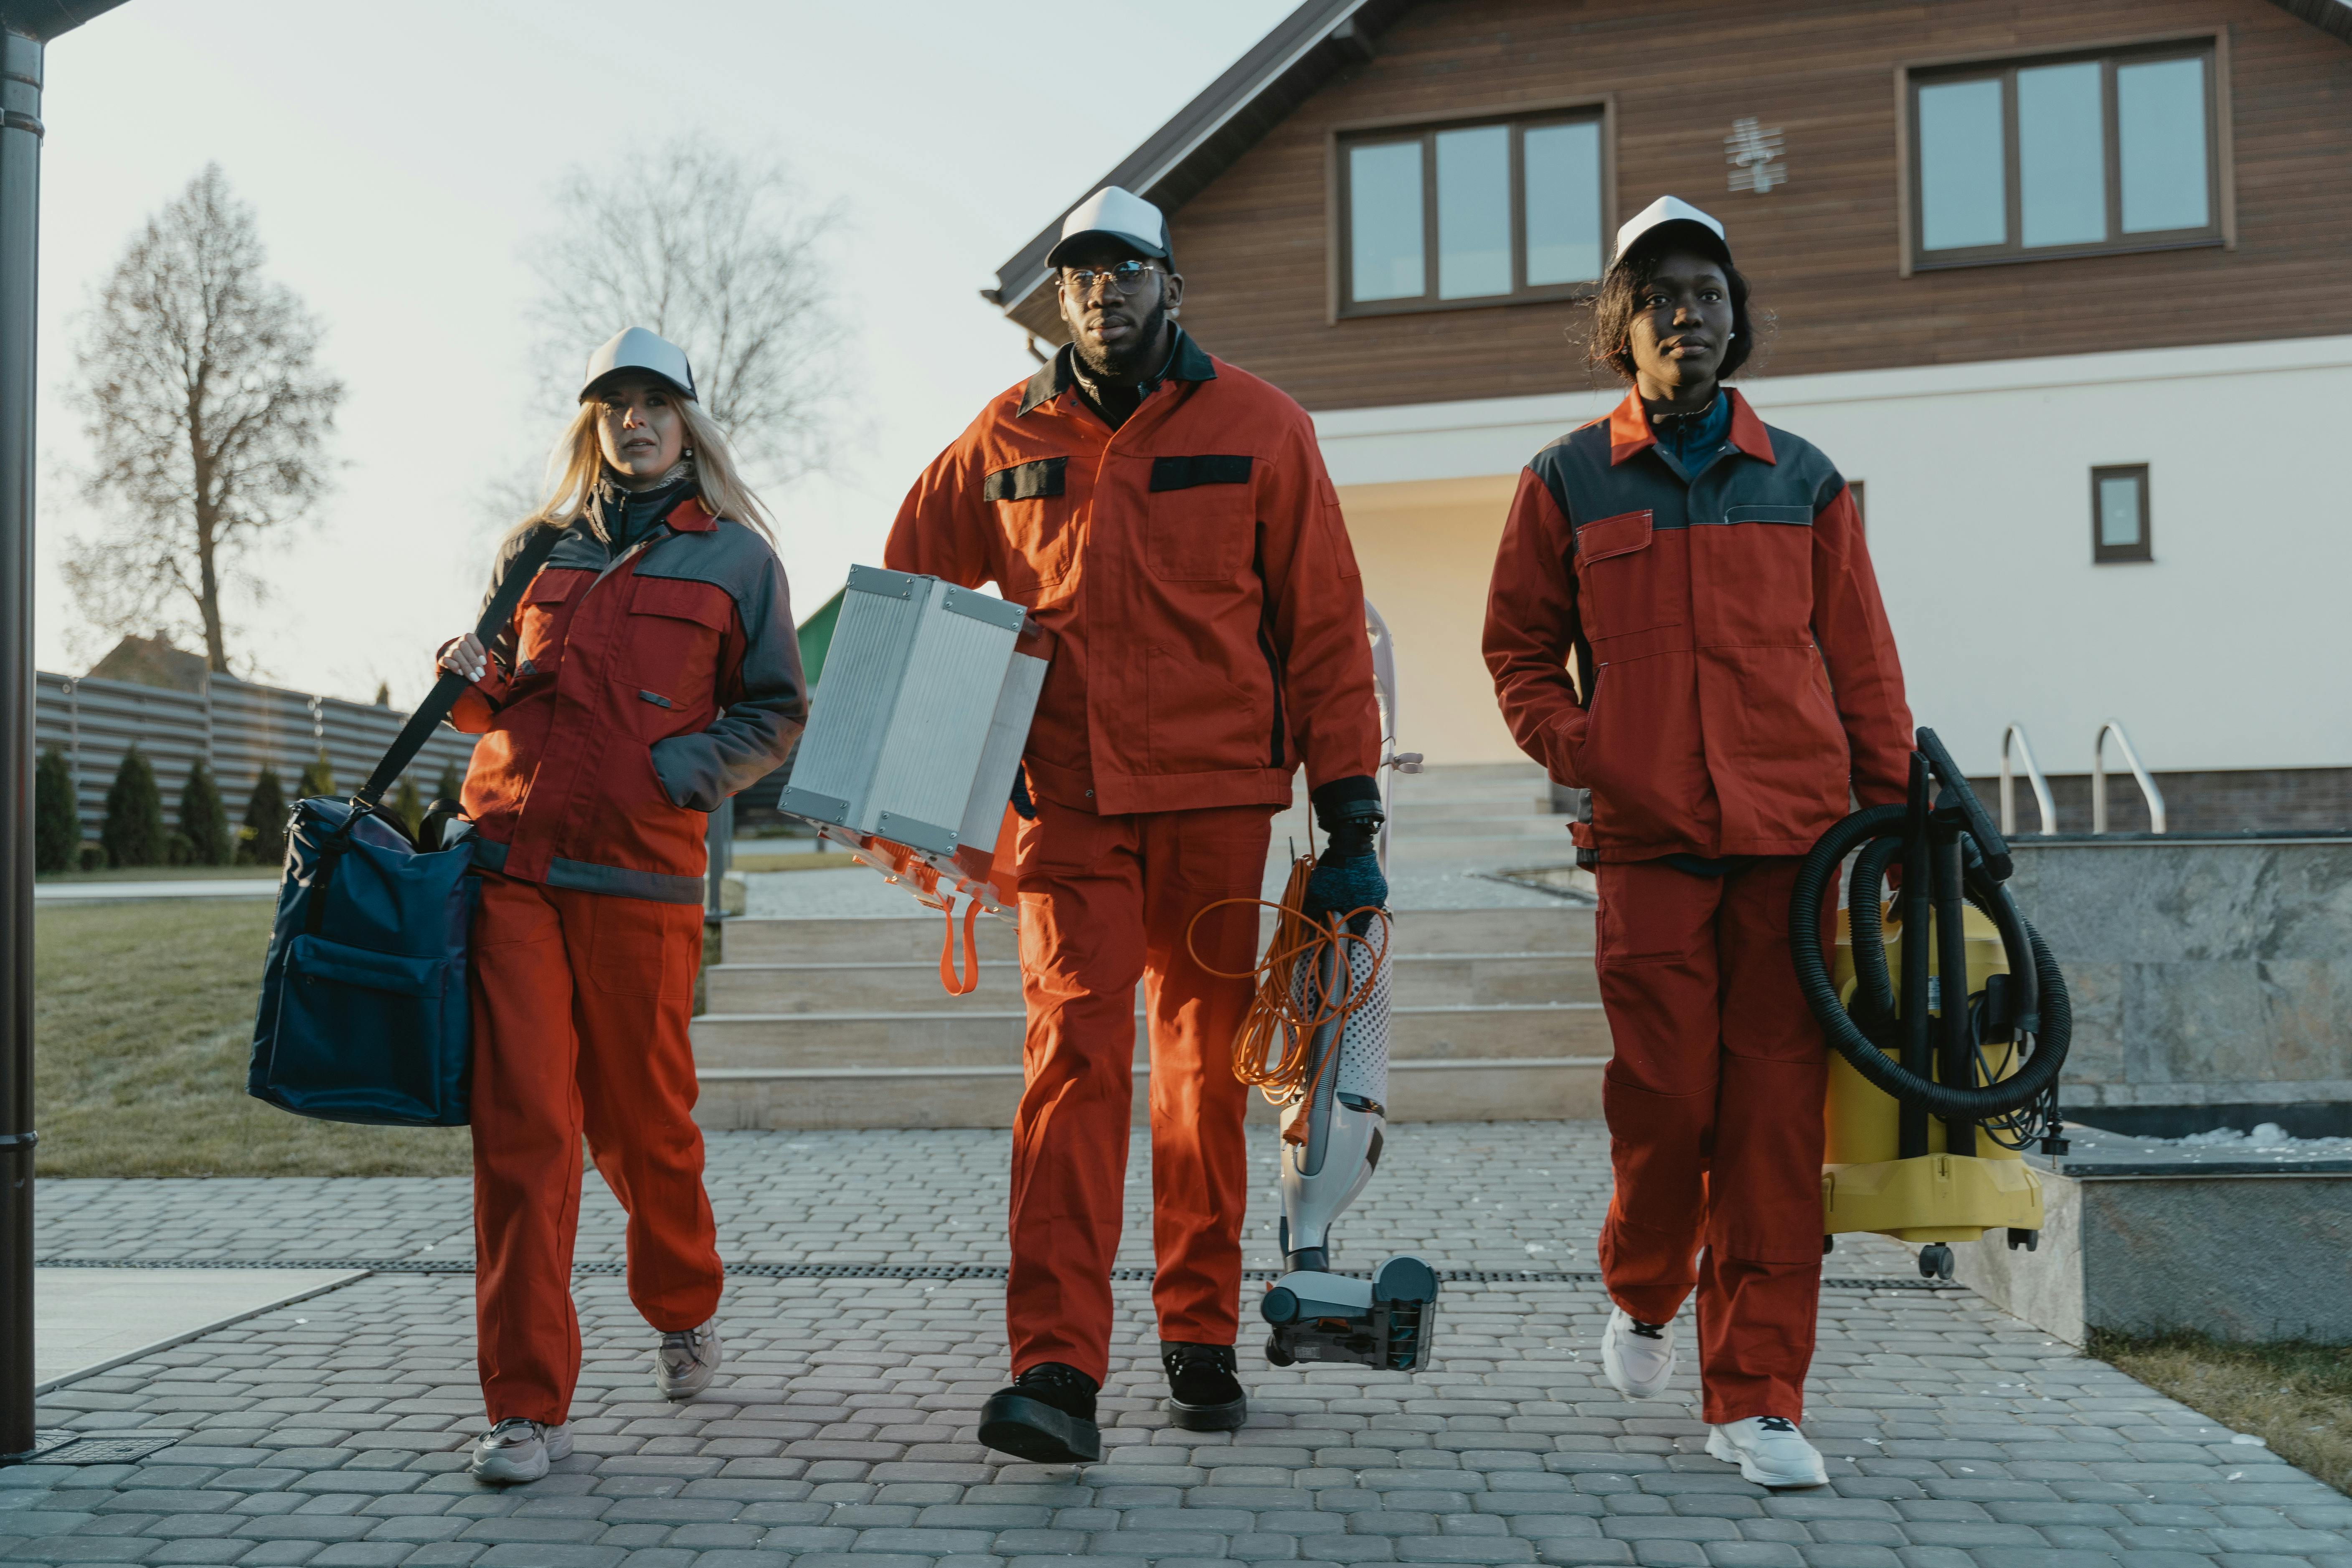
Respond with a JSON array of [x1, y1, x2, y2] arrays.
[[1162, 1340, 1248, 1431], [978, 1362, 1101, 1464]]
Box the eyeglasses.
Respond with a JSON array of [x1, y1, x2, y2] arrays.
[[1061, 260, 1160, 295]]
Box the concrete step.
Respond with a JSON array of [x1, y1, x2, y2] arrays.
[[689, 1000, 1609, 1069], [1384, 836, 1574, 868], [706, 950, 1597, 1013], [719, 905, 1593, 964], [693, 1055, 1604, 1131]]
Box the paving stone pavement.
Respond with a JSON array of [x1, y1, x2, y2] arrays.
[[37, 1126, 1916, 1280], [13, 1122, 2347, 1566]]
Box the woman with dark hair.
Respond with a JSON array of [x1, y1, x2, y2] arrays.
[[1482, 198, 1913, 1487]]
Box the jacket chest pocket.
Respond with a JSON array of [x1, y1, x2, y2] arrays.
[[985, 457, 1077, 592], [620, 576, 731, 713], [513, 570, 586, 678], [1705, 505, 1815, 645], [1574, 510, 1682, 642], [1145, 454, 1255, 582]]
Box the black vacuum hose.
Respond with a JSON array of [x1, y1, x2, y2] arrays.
[[1790, 805, 2071, 1121]]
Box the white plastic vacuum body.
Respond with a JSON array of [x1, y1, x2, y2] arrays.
[[1260, 602, 1440, 1373]]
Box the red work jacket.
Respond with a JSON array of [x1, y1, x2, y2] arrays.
[[1483, 389, 1911, 862], [886, 329, 1378, 815], [447, 496, 806, 904]]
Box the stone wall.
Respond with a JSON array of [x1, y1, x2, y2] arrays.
[[1966, 766, 2352, 835], [2008, 835, 2352, 1112]]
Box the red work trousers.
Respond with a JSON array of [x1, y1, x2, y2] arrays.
[[1006, 797, 1272, 1384], [469, 868, 721, 1425], [1593, 856, 1837, 1424]]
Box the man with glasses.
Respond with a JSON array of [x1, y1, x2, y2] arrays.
[[887, 186, 1385, 1462]]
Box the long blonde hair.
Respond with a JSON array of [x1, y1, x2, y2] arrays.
[[502, 391, 775, 551]]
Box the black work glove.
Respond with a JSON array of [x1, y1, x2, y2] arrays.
[[1303, 775, 1387, 935], [1010, 767, 1038, 822]]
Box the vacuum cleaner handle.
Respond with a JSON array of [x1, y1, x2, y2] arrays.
[[1915, 727, 2013, 881]]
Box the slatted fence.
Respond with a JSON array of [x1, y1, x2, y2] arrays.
[[36, 672, 480, 839]]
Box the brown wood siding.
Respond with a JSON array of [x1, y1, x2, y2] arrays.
[[1058, 0, 2352, 412]]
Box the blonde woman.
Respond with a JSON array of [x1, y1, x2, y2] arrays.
[[436, 327, 806, 1483]]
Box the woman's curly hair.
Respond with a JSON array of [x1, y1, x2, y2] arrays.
[[1586, 241, 1755, 383]]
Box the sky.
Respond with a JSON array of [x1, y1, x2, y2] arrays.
[[32, 0, 1286, 705]]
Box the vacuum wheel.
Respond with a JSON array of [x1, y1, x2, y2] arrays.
[[1264, 1335, 1295, 1368], [1917, 1243, 1955, 1281], [1822, 1235, 1835, 1256], [2005, 1228, 2040, 1253]]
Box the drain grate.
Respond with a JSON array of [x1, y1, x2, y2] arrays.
[[20, 1431, 185, 1465], [36, 1256, 1960, 1291]]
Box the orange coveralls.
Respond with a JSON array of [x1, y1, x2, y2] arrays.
[[451, 493, 805, 1424], [1484, 390, 1911, 1422], [887, 329, 1379, 1381]]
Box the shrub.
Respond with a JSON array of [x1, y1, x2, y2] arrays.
[[76, 842, 106, 873], [35, 746, 80, 874], [391, 775, 424, 840], [101, 748, 167, 869], [165, 830, 197, 866], [177, 758, 232, 866], [244, 770, 289, 866], [297, 754, 335, 799]]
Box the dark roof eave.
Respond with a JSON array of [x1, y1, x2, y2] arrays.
[[988, 0, 1403, 317], [0, 0, 128, 41], [2270, 0, 2352, 41]]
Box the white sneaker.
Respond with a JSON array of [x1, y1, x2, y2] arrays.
[[1707, 1416, 1829, 1487], [469, 1418, 572, 1484], [655, 1318, 722, 1399], [1601, 1307, 1677, 1399]]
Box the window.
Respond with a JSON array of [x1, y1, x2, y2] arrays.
[[2091, 464, 2151, 563], [1339, 109, 1606, 315], [1909, 43, 2220, 268]]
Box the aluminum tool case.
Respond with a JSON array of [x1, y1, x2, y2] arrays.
[[776, 566, 1045, 898]]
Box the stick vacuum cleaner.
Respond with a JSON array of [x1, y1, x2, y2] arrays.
[[1789, 727, 2074, 1280], [1251, 604, 1440, 1373]]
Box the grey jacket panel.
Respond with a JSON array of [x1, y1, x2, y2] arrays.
[[1530, 417, 1846, 539], [472, 837, 704, 906], [638, 517, 808, 812]]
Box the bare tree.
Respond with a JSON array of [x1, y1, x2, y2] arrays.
[[526, 140, 850, 486], [65, 163, 345, 674]]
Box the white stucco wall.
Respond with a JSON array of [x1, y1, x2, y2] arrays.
[[1312, 335, 2352, 779]]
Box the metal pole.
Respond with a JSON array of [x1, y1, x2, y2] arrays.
[[0, 23, 41, 1462]]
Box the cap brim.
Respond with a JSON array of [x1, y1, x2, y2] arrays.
[[1614, 218, 1732, 270], [1044, 228, 1170, 269], [580, 367, 695, 403]]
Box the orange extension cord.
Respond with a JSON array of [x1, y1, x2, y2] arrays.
[[1187, 854, 1392, 1120]]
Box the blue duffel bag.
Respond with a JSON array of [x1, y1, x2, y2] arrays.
[[246, 524, 561, 1126]]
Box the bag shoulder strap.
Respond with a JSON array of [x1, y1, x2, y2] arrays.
[[357, 524, 567, 809]]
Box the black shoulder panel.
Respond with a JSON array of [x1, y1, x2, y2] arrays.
[[1758, 420, 1848, 513]]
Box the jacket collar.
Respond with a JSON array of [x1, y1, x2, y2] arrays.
[[1017, 325, 1217, 417], [1607, 387, 1775, 467], [663, 496, 716, 532]]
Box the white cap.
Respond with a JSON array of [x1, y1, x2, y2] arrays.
[[1611, 195, 1731, 269], [1045, 185, 1171, 268], [580, 326, 696, 403]]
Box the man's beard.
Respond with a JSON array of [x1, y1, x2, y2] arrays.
[[1073, 297, 1170, 382]]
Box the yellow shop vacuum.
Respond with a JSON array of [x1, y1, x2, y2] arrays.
[[1790, 728, 2074, 1280]]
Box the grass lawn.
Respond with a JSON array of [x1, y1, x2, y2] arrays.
[[731, 850, 852, 873], [2092, 1330, 2352, 1494], [36, 900, 470, 1179]]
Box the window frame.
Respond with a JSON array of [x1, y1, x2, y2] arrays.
[[2091, 463, 2153, 564], [1326, 96, 1616, 323], [1894, 31, 2234, 278]]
